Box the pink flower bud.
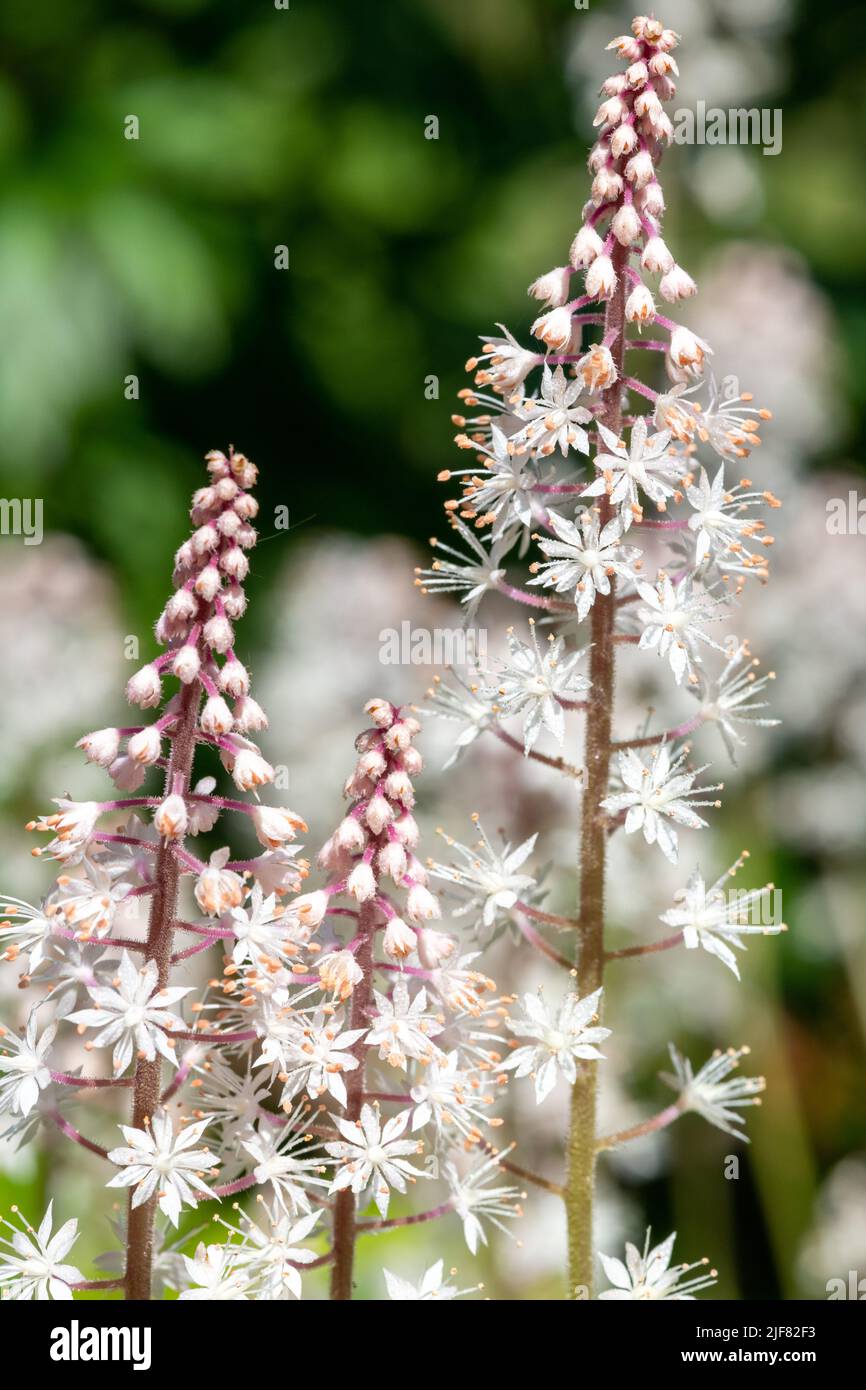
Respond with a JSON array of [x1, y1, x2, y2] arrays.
[[527, 267, 572, 308], [641, 236, 674, 274], [218, 659, 249, 698], [378, 840, 407, 883], [363, 698, 395, 729], [165, 589, 198, 623], [127, 726, 162, 765], [659, 264, 697, 303], [625, 150, 655, 188], [222, 584, 248, 619], [347, 862, 376, 903], [318, 949, 363, 1000], [219, 546, 249, 581], [195, 851, 245, 916], [194, 565, 222, 601], [77, 728, 120, 767], [203, 615, 234, 654], [585, 254, 617, 299], [154, 794, 188, 840], [611, 203, 642, 247], [393, 812, 419, 847], [232, 695, 267, 732], [577, 344, 617, 391], [569, 224, 604, 269], [172, 645, 201, 684], [530, 307, 573, 352], [417, 929, 457, 970], [357, 749, 387, 779], [109, 755, 146, 791], [200, 695, 234, 736], [406, 883, 441, 924], [192, 523, 219, 556], [126, 665, 162, 709], [668, 325, 710, 375], [383, 917, 418, 962], [252, 804, 307, 849], [365, 794, 393, 835], [625, 283, 656, 324], [231, 748, 275, 792], [335, 816, 367, 852], [384, 769, 414, 806]]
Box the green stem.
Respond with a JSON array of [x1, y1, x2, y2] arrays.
[[564, 239, 628, 1300]]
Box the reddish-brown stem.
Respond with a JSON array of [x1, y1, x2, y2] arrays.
[[329, 899, 375, 1301], [124, 679, 201, 1302], [492, 725, 583, 779], [564, 238, 628, 1300], [595, 1101, 684, 1152], [605, 929, 684, 961]]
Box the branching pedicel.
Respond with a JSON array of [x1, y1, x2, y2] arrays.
[[421, 14, 785, 1298], [0, 449, 518, 1302]]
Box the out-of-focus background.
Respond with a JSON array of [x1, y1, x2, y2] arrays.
[[1, 0, 865, 1299]]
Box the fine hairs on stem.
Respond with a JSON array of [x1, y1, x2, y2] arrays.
[[420, 11, 783, 1300]]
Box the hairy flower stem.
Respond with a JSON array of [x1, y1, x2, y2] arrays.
[[124, 680, 201, 1301], [565, 240, 628, 1299], [329, 899, 376, 1301]]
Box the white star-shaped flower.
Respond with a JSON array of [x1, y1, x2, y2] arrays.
[[661, 1043, 765, 1142], [106, 1110, 218, 1227], [500, 987, 610, 1103], [487, 624, 590, 752], [256, 1005, 364, 1110], [0, 1013, 56, 1117], [529, 507, 641, 622], [598, 1229, 717, 1300], [583, 418, 685, 527], [431, 820, 538, 936], [637, 572, 727, 686], [326, 1103, 429, 1218], [660, 859, 785, 977], [365, 979, 444, 1070], [511, 364, 593, 459], [0, 1202, 83, 1301], [67, 950, 191, 1075], [601, 744, 722, 865]]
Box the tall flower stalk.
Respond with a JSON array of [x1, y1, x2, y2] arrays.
[[0, 454, 517, 1302], [422, 13, 784, 1299]]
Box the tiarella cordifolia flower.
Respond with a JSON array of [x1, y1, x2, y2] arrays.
[[0, 895, 55, 969], [177, 1242, 250, 1301], [318, 948, 364, 999], [415, 517, 511, 623], [364, 979, 444, 1070], [637, 573, 727, 686], [486, 622, 590, 753], [662, 1044, 765, 1142], [256, 1005, 365, 1110], [228, 885, 297, 967], [44, 858, 135, 944], [660, 856, 785, 977], [198, 1060, 273, 1136], [529, 508, 642, 621], [598, 1229, 717, 1301], [421, 672, 497, 769], [0, 1202, 83, 1301], [510, 365, 593, 460], [0, 1014, 56, 1117], [431, 819, 538, 936], [326, 1103, 428, 1219], [240, 1115, 330, 1214], [106, 1111, 218, 1227], [194, 847, 245, 917], [469, 324, 539, 396], [601, 744, 722, 864], [28, 800, 101, 865], [252, 804, 308, 850], [224, 1207, 322, 1300], [444, 425, 540, 540], [384, 1260, 476, 1301], [690, 642, 779, 763], [684, 465, 779, 578], [583, 418, 684, 527], [67, 951, 191, 1074], [409, 1050, 498, 1142], [501, 988, 609, 1104], [444, 1150, 522, 1255]]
